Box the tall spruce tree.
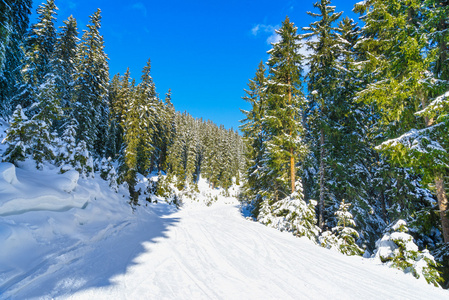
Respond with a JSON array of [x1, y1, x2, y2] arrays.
[[72, 9, 109, 155], [54, 15, 79, 129], [240, 61, 268, 216], [263, 16, 306, 202], [303, 0, 342, 229], [12, 0, 58, 111]]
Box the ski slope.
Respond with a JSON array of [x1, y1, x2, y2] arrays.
[[0, 163, 448, 299], [64, 204, 449, 300]]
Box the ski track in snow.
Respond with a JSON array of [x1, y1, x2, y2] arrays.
[[2, 201, 448, 299]]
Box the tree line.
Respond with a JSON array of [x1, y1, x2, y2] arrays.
[[0, 0, 244, 203]]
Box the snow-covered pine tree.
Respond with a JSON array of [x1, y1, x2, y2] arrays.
[[263, 16, 306, 202], [259, 182, 320, 243], [57, 119, 94, 178], [3, 76, 60, 169], [99, 157, 118, 191], [240, 61, 268, 217], [57, 119, 77, 172], [72, 8, 109, 155], [157, 89, 175, 171], [12, 0, 57, 112], [104, 73, 123, 159], [73, 140, 93, 178], [332, 200, 363, 256], [355, 0, 449, 244], [28, 72, 61, 168], [0, 0, 32, 119], [136, 58, 157, 173], [303, 0, 342, 229], [53, 15, 79, 131], [374, 220, 442, 287], [2, 105, 28, 163]]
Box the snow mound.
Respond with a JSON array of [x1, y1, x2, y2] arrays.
[[56, 170, 79, 193], [0, 164, 86, 216], [0, 162, 18, 184]]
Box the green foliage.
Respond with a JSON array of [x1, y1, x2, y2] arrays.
[[2, 105, 28, 164], [259, 188, 321, 243], [320, 200, 364, 256], [375, 220, 442, 286], [72, 8, 109, 155]]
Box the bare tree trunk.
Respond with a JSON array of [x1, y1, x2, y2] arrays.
[[319, 128, 325, 229], [380, 188, 387, 222], [435, 175, 449, 243], [290, 150, 295, 194], [288, 79, 295, 194]]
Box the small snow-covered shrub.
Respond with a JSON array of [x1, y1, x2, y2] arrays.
[[374, 220, 442, 287], [98, 157, 118, 192], [259, 192, 320, 243], [155, 172, 173, 198], [322, 200, 363, 256]]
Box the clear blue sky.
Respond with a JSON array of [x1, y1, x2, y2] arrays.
[[32, 0, 359, 131]]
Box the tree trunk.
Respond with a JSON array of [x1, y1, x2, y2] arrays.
[[319, 128, 325, 229], [290, 149, 295, 194], [380, 188, 387, 222], [435, 175, 449, 243], [288, 79, 295, 194]]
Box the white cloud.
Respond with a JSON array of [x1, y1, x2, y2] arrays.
[[298, 36, 318, 75], [251, 24, 280, 45], [267, 32, 281, 44], [131, 2, 148, 17]]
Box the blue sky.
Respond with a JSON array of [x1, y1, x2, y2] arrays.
[[32, 0, 359, 131]]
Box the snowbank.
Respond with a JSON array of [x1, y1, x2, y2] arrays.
[[0, 163, 85, 216]]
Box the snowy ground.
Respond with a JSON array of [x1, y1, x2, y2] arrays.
[[0, 159, 448, 299]]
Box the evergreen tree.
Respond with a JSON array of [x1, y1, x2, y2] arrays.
[[355, 0, 449, 244], [332, 200, 364, 256], [374, 220, 442, 286], [240, 61, 268, 216], [263, 16, 306, 200], [2, 105, 28, 163], [54, 15, 79, 129], [259, 184, 320, 243], [72, 9, 109, 155], [0, 0, 32, 118], [303, 0, 342, 229], [136, 58, 157, 173], [12, 0, 58, 111]]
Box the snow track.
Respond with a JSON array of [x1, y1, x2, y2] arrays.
[[5, 203, 443, 299], [1, 193, 448, 299]]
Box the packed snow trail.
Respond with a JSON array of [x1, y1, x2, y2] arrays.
[[5, 201, 446, 299]]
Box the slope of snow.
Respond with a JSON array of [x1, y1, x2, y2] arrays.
[[0, 164, 447, 299]]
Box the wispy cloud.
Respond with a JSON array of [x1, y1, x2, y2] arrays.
[[66, 1, 77, 10], [299, 36, 318, 75], [251, 24, 280, 45], [130, 2, 148, 17]]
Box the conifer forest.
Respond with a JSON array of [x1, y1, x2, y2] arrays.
[[1, 0, 449, 291]]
